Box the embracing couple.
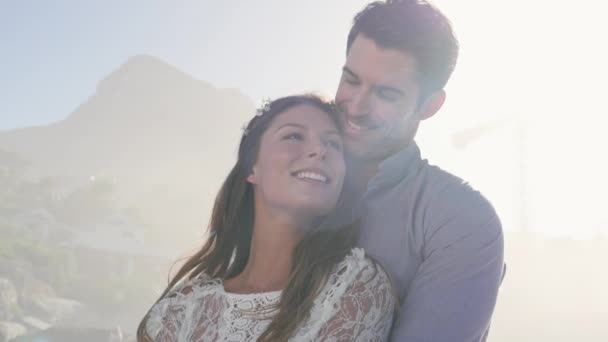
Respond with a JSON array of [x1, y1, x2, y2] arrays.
[[138, 1, 504, 341]]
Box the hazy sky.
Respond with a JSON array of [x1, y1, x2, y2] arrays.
[[3, 1, 605, 130], [2, 0, 607, 238], [1, 0, 365, 130]]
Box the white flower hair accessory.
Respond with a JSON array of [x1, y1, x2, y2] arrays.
[[255, 97, 272, 116], [243, 97, 273, 136]]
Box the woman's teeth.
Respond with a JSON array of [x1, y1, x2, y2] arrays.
[[295, 171, 328, 183]]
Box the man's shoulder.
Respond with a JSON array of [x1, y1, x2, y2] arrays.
[[417, 159, 470, 191], [412, 160, 501, 230], [403, 159, 484, 203], [400, 160, 504, 259]]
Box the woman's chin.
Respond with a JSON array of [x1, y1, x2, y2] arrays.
[[289, 201, 337, 223]]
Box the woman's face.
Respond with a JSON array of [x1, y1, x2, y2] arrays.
[[247, 104, 345, 222]]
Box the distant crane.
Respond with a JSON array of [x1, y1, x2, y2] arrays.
[[451, 118, 530, 233]]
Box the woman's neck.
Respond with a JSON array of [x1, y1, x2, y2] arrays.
[[224, 213, 304, 294]]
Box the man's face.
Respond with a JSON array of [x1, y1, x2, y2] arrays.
[[335, 34, 425, 164]]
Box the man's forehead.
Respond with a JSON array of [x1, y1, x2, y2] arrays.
[[346, 35, 419, 85]]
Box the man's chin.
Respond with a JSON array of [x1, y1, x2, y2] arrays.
[[345, 140, 379, 162], [346, 138, 397, 164]]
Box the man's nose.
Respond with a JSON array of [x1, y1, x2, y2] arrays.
[[346, 91, 371, 117]]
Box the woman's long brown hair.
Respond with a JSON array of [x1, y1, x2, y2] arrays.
[[137, 94, 360, 341]]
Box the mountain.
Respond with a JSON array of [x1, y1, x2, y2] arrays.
[[0, 55, 254, 184], [0, 55, 256, 239]]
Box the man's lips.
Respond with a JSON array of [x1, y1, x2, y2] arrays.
[[345, 118, 378, 134]]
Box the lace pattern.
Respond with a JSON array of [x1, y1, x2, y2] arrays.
[[145, 248, 394, 341]]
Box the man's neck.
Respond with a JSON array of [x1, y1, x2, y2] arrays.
[[349, 158, 381, 190], [352, 142, 419, 190]]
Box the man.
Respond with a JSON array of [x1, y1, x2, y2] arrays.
[[335, 1, 505, 341]]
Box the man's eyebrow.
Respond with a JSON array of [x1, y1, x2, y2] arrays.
[[343, 66, 405, 96], [342, 66, 359, 80]]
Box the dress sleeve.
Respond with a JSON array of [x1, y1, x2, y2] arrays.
[[314, 260, 396, 341], [144, 281, 197, 342]]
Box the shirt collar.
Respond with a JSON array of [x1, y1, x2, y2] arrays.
[[366, 142, 422, 194], [348, 142, 422, 221]]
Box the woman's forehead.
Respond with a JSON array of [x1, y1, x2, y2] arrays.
[[269, 105, 338, 132]]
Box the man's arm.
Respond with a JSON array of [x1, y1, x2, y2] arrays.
[[391, 185, 504, 342]]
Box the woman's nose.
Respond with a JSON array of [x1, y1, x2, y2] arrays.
[[307, 139, 328, 160]]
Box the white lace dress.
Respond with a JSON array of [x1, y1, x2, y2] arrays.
[[145, 248, 395, 341]]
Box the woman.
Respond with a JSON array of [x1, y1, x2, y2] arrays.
[[137, 95, 394, 341]]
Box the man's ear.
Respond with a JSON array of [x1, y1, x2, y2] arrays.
[[418, 89, 446, 121]]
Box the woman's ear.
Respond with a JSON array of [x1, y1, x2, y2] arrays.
[[246, 165, 258, 184]]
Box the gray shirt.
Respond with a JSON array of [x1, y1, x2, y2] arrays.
[[356, 143, 504, 342]]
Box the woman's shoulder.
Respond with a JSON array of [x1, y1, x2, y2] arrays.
[[322, 248, 392, 300], [337, 248, 389, 282], [165, 272, 222, 300], [144, 272, 224, 339], [294, 248, 395, 339]]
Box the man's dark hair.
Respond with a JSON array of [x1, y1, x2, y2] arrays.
[[347, 0, 459, 95]]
